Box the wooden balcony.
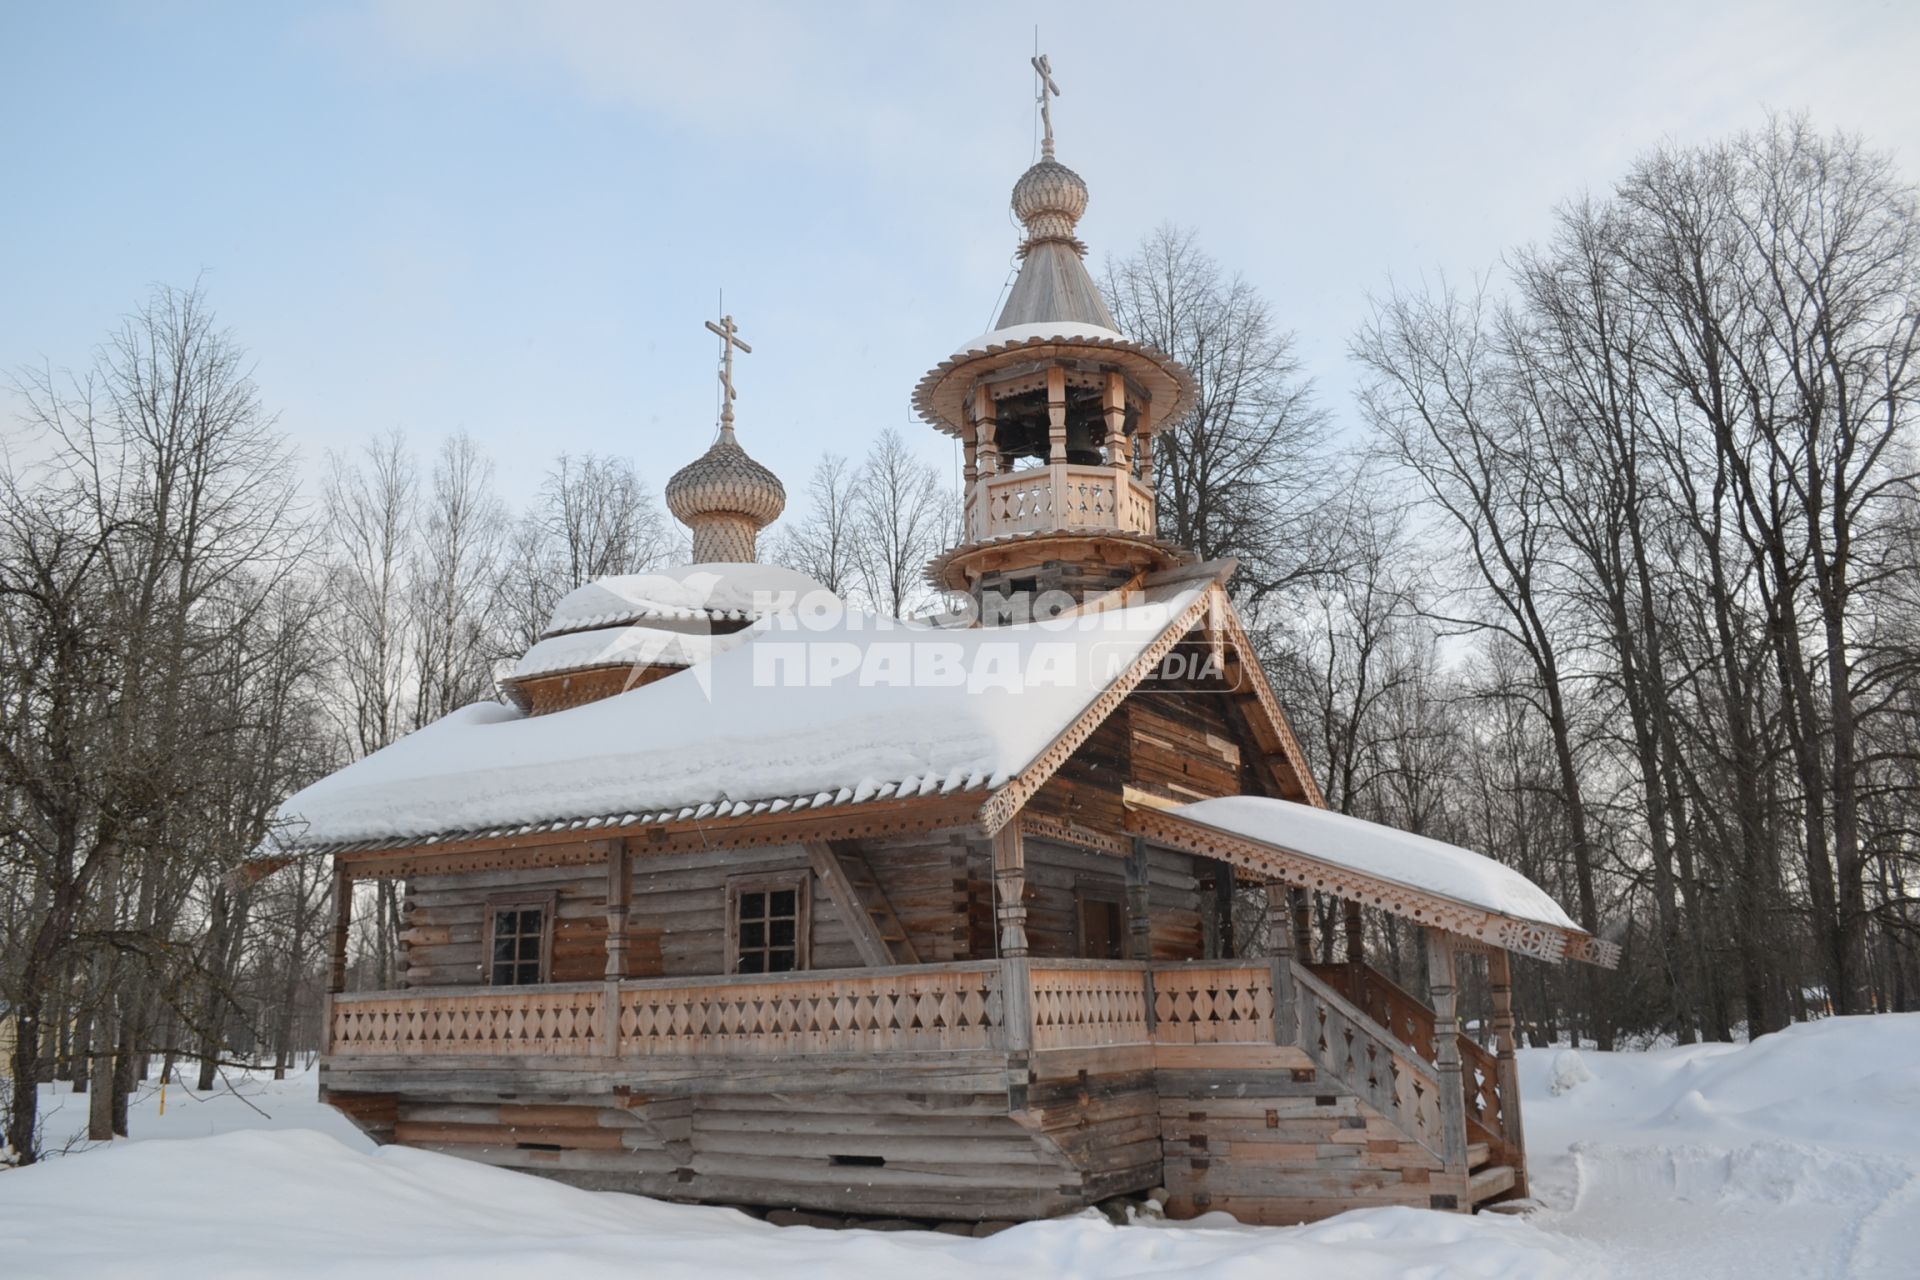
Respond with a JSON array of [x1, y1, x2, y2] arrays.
[[964, 464, 1156, 544]]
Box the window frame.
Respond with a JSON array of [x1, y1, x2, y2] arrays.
[[726, 872, 811, 975], [482, 892, 557, 986]]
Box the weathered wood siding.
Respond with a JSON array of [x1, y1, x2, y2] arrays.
[[1157, 1069, 1457, 1224], [401, 839, 976, 986], [1016, 839, 1204, 961]]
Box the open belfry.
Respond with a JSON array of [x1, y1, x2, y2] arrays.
[[271, 57, 1616, 1227]]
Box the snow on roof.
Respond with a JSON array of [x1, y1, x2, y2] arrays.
[[543, 564, 833, 635], [1169, 795, 1579, 931], [950, 320, 1126, 358], [511, 624, 748, 681], [276, 585, 1211, 851]]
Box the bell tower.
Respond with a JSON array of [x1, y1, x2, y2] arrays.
[[914, 56, 1196, 619]]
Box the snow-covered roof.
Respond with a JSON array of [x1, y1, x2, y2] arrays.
[[275, 584, 1213, 852], [1127, 795, 1615, 966], [543, 564, 833, 635], [1171, 796, 1577, 930], [511, 624, 748, 681]]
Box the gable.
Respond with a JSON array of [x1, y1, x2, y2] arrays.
[[990, 584, 1321, 835]]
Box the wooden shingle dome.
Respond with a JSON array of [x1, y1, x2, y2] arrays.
[[665, 425, 786, 565]]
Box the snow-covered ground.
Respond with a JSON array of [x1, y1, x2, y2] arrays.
[[2, 1014, 1916, 1278]]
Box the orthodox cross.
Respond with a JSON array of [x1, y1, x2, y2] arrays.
[[1031, 53, 1060, 159], [704, 313, 752, 438]]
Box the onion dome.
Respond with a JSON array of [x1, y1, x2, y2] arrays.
[[665, 424, 786, 564], [1011, 157, 1090, 253]]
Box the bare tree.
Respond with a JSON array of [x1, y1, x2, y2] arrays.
[[851, 429, 951, 617], [770, 453, 860, 596], [1104, 224, 1335, 605]]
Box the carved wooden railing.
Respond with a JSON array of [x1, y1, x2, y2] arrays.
[[1149, 961, 1275, 1044], [1292, 964, 1448, 1161], [1028, 961, 1152, 1049], [330, 984, 607, 1056], [1308, 963, 1511, 1159], [969, 464, 1156, 543], [617, 962, 1004, 1056]]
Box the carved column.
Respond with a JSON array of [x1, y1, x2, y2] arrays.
[[1266, 882, 1298, 1046], [1291, 887, 1312, 957], [1488, 946, 1529, 1197], [603, 837, 631, 980], [1103, 372, 1128, 473], [992, 823, 1033, 1063], [1425, 928, 1471, 1182], [1046, 365, 1067, 463], [975, 396, 1000, 476], [992, 822, 1029, 958], [1344, 899, 1365, 966], [963, 434, 978, 487]]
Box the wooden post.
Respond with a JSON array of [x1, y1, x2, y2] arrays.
[[1488, 946, 1529, 1198], [1212, 861, 1237, 958], [328, 862, 352, 995], [975, 395, 1000, 477], [1103, 372, 1128, 472], [991, 821, 1033, 1107], [992, 822, 1029, 958], [1046, 365, 1067, 463], [1344, 899, 1365, 966], [1291, 887, 1312, 957], [603, 838, 631, 980], [1266, 882, 1298, 1047], [1124, 837, 1153, 962], [1425, 928, 1471, 1186]]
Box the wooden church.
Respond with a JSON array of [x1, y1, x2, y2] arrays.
[[272, 67, 1616, 1228]]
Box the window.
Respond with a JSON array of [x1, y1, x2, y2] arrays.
[[729, 876, 809, 974], [1077, 893, 1126, 961], [486, 898, 552, 985]]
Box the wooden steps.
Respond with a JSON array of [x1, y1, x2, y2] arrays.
[[1467, 1141, 1490, 1170], [1469, 1164, 1516, 1205]]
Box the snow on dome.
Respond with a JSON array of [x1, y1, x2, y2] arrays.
[[512, 624, 749, 681], [273, 584, 1210, 850], [950, 320, 1127, 360], [1168, 795, 1579, 931], [543, 564, 834, 636]]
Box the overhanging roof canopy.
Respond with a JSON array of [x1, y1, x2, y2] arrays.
[[1126, 795, 1619, 968]]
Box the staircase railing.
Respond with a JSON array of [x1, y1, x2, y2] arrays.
[[1289, 964, 1448, 1162], [1307, 962, 1518, 1171]]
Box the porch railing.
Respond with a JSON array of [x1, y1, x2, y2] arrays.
[[327, 959, 1307, 1060]]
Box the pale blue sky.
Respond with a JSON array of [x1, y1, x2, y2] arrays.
[[6, 1, 1920, 509]]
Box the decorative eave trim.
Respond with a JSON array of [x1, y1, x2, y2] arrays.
[[318, 793, 985, 880], [914, 334, 1197, 437], [1125, 803, 1620, 970]]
